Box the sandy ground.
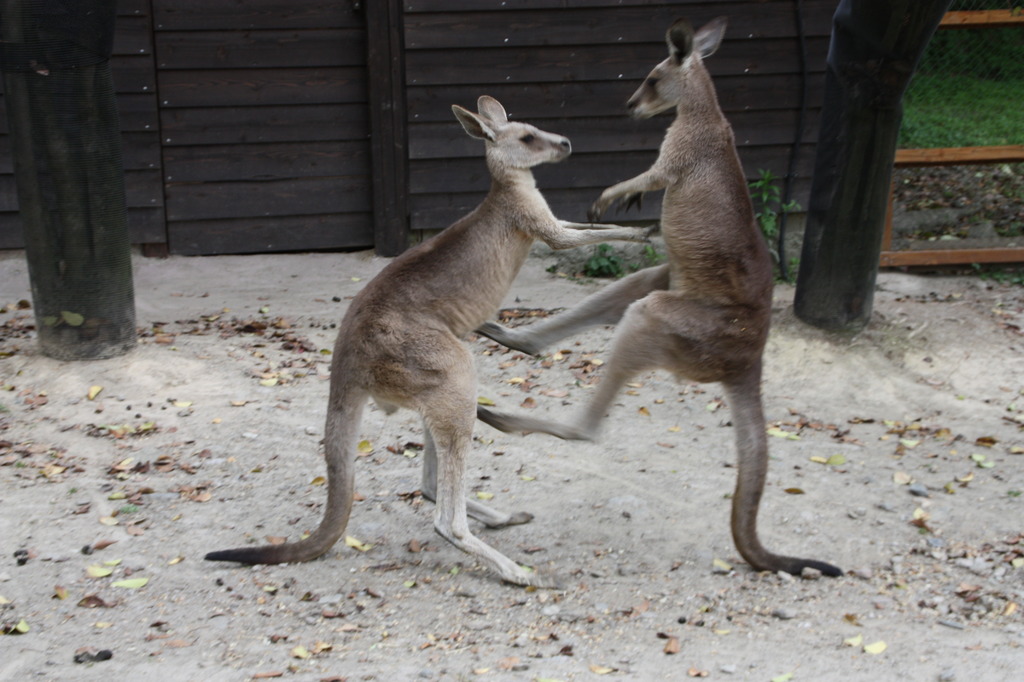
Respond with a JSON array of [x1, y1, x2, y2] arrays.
[[0, 248, 1022, 682]]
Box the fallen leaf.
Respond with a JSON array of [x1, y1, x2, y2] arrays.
[[638, 406, 651, 417], [893, 471, 912, 485], [767, 427, 800, 440], [344, 535, 372, 552], [86, 565, 113, 578], [712, 558, 732, 572], [53, 585, 69, 600], [589, 665, 616, 675], [662, 634, 681, 655], [477, 396, 496, 406], [87, 385, 103, 401], [112, 577, 149, 589], [863, 640, 887, 655], [844, 633, 863, 647], [784, 487, 805, 495], [357, 440, 373, 454], [687, 669, 709, 678], [310, 476, 326, 486], [771, 674, 794, 682], [250, 673, 284, 680], [172, 400, 193, 408], [475, 491, 494, 501], [291, 645, 311, 659], [99, 516, 119, 526]]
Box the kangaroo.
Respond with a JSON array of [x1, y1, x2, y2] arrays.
[[205, 96, 651, 586], [476, 19, 842, 577]]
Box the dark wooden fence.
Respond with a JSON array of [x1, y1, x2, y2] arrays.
[[1, 0, 837, 256]]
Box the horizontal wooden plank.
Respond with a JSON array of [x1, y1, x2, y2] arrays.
[[159, 103, 369, 145], [406, 0, 750, 12], [0, 207, 163, 248], [168, 213, 373, 256], [409, 146, 816, 194], [894, 146, 1024, 167], [0, 131, 157, 174], [113, 15, 153, 56], [116, 93, 159, 131], [163, 141, 370, 183], [408, 177, 813, 232], [404, 2, 837, 49], [118, 0, 151, 17], [154, 0, 362, 31], [0, 169, 162, 210], [164, 176, 370, 221], [410, 109, 821, 159], [155, 29, 366, 70], [881, 247, 1024, 267], [941, 10, 1024, 28], [111, 54, 157, 93], [156, 67, 366, 108], [405, 38, 829, 86], [407, 72, 826, 121]]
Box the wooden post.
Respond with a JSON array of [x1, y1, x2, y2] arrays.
[[365, 0, 410, 257], [1, 0, 136, 359], [793, 0, 951, 332]]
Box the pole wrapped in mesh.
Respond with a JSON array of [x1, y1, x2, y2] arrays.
[[1, 1, 135, 360]]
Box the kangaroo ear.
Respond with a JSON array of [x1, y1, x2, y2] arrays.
[[666, 19, 694, 64], [694, 16, 727, 59], [453, 104, 497, 142], [476, 95, 509, 125]]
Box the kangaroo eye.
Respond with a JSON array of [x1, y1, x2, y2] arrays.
[[646, 77, 659, 88], [520, 134, 535, 144]]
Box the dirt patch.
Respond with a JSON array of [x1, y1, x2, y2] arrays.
[[1, 251, 1022, 681]]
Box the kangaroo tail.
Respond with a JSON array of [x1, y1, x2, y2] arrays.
[[205, 385, 367, 565], [723, 362, 842, 577]]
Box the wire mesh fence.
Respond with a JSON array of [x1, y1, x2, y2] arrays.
[[886, 2, 1024, 261]]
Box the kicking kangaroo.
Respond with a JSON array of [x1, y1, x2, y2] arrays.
[[205, 96, 650, 586], [476, 19, 842, 577]]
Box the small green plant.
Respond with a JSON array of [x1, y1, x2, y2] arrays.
[[749, 169, 801, 282], [970, 263, 1024, 286], [632, 244, 665, 271], [583, 243, 625, 278]]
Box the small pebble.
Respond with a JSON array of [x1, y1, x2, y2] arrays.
[[850, 567, 874, 580], [719, 664, 738, 674], [305, 426, 319, 436], [908, 483, 930, 497], [772, 608, 797, 620], [242, 432, 259, 440], [938, 668, 956, 681]]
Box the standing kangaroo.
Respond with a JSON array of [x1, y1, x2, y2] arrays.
[[476, 19, 842, 577], [205, 96, 650, 586]]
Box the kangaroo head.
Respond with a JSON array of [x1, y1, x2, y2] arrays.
[[452, 96, 571, 172], [626, 17, 727, 119]]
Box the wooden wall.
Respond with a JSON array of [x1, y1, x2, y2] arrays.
[[1, 0, 838, 255], [403, 0, 835, 235]]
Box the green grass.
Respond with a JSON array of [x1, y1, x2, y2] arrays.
[[899, 75, 1024, 148]]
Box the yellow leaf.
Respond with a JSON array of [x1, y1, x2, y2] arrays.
[[259, 378, 278, 387], [637, 406, 651, 417], [520, 475, 535, 482], [99, 516, 119, 526], [94, 621, 114, 629], [712, 558, 732, 572], [112, 577, 149, 589], [230, 400, 248, 407], [0, 595, 10, 605], [956, 472, 975, 483], [767, 427, 800, 440], [893, 471, 912, 485], [291, 645, 311, 659], [476, 491, 494, 501], [1011, 557, 1023, 569], [14, 619, 30, 633], [53, 586, 69, 600], [173, 400, 193, 408], [345, 535, 372, 552], [312, 641, 332, 654], [87, 385, 103, 400], [168, 556, 184, 565], [912, 507, 928, 520], [864, 640, 887, 655], [899, 439, 920, 449], [771, 674, 794, 682], [477, 396, 496, 406], [108, 491, 126, 500], [784, 487, 805, 495], [810, 456, 828, 464], [86, 565, 113, 578], [1004, 602, 1018, 616], [589, 665, 616, 675], [506, 377, 525, 385], [103, 558, 123, 567], [668, 426, 681, 432], [357, 439, 373, 454], [844, 634, 863, 647], [310, 476, 326, 486]]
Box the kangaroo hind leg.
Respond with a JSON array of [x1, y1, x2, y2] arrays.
[[419, 419, 533, 528]]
